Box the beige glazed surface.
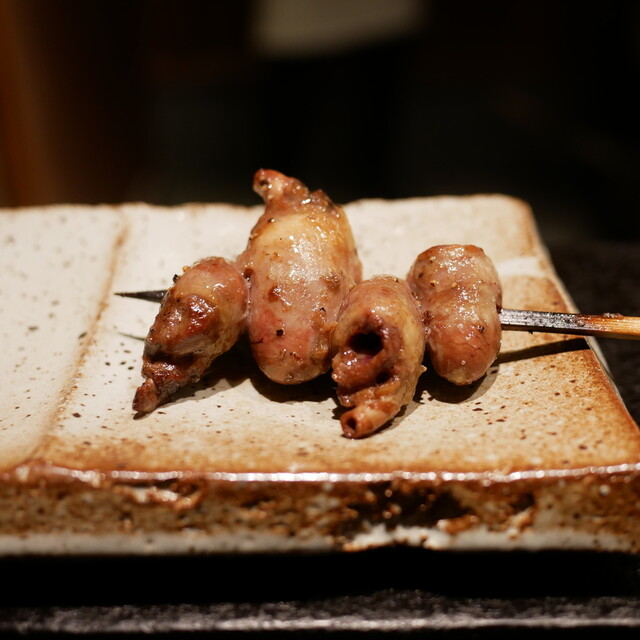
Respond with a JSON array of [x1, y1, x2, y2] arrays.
[[2, 195, 640, 554]]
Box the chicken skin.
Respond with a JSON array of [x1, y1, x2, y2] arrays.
[[406, 244, 502, 386], [237, 169, 362, 384], [133, 257, 248, 414], [331, 276, 426, 438]]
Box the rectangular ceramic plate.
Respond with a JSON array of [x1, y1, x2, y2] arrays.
[[2, 195, 640, 555]]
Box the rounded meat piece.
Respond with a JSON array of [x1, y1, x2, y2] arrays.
[[237, 169, 362, 384], [331, 276, 426, 438], [407, 244, 502, 385], [133, 256, 248, 413]]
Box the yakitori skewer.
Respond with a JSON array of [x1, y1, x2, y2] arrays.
[[115, 290, 640, 341], [499, 308, 640, 340]]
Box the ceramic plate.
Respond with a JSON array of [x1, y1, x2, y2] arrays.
[[2, 195, 640, 554]]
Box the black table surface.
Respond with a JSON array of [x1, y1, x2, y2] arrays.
[[1, 241, 639, 638]]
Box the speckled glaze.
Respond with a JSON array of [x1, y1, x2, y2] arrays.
[[2, 196, 640, 555]]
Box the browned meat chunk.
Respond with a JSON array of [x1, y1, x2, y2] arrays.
[[237, 169, 362, 384], [406, 244, 502, 385], [331, 276, 426, 438], [133, 257, 247, 413]]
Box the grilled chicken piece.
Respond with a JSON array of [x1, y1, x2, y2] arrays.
[[331, 276, 426, 438], [133, 257, 248, 414], [407, 244, 502, 386], [237, 169, 362, 384]]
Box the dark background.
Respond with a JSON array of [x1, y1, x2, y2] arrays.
[[1, 0, 639, 244]]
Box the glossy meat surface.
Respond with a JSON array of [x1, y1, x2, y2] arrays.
[[133, 257, 247, 413], [237, 169, 362, 384], [331, 276, 426, 438], [407, 244, 502, 386]]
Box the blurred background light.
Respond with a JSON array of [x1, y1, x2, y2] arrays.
[[0, 0, 638, 243]]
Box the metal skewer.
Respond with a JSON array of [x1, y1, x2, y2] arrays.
[[115, 291, 640, 341]]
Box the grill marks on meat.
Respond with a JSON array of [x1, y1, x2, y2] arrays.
[[237, 169, 362, 384], [132, 257, 248, 414], [131, 172, 504, 439], [407, 244, 502, 386], [331, 276, 426, 438]]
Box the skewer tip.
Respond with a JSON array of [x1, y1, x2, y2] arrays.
[[115, 290, 167, 303]]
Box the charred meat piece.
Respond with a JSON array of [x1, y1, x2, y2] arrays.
[[407, 244, 502, 386], [133, 257, 248, 414], [331, 276, 426, 438], [237, 169, 362, 384]]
